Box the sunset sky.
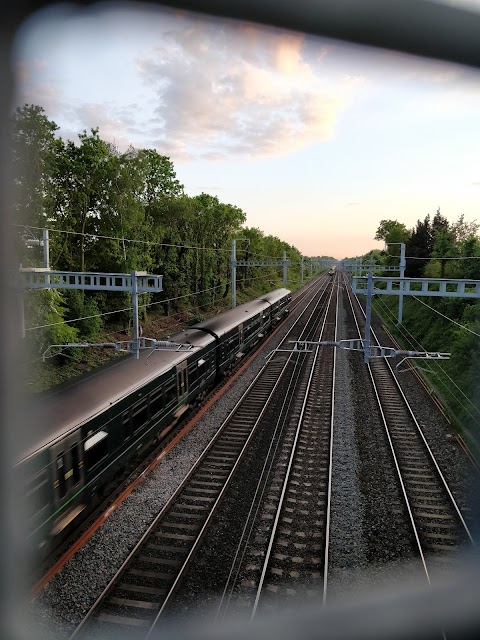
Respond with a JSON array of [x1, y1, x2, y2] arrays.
[[12, 2, 480, 259]]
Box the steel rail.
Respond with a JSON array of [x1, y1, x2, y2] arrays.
[[342, 271, 474, 572], [145, 278, 334, 633], [69, 276, 330, 639], [210, 281, 335, 622], [322, 274, 339, 605], [346, 272, 473, 545], [341, 271, 431, 582], [206, 276, 337, 621], [250, 280, 337, 617]]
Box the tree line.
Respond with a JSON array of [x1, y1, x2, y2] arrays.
[[373, 210, 480, 278], [11, 104, 327, 364], [367, 212, 480, 442]]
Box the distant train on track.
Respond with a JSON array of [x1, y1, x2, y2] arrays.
[[18, 288, 291, 560]]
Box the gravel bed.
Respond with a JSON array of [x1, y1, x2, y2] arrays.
[[29, 301, 305, 640], [371, 309, 479, 536], [29, 280, 478, 638], [327, 288, 422, 603]]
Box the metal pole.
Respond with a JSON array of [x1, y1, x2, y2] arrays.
[[283, 251, 287, 287], [231, 239, 236, 308], [398, 242, 406, 325], [310, 258, 313, 280], [131, 270, 140, 359], [301, 256, 304, 285], [364, 254, 374, 364], [43, 228, 50, 270]]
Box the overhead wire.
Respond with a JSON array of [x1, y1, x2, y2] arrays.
[[19, 218, 313, 335], [13, 223, 302, 261], [411, 296, 480, 338], [373, 296, 475, 417], [405, 255, 480, 260], [372, 296, 480, 424], [23, 262, 290, 333]]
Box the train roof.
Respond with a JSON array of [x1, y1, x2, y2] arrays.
[[192, 298, 270, 338], [20, 345, 197, 463], [168, 327, 216, 348], [259, 288, 291, 303]]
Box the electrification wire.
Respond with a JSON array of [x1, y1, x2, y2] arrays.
[[14, 224, 290, 261], [411, 296, 480, 339], [405, 255, 480, 260], [373, 296, 480, 422], [24, 283, 226, 332], [372, 296, 480, 422], [25, 304, 134, 331], [24, 270, 286, 333]]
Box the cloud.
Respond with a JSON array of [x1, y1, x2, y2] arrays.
[[136, 19, 364, 160], [14, 10, 364, 161]]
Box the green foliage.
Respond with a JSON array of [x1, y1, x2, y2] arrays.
[[10, 104, 59, 229], [374, 219, 411, 246], [374, 293, 480, 438], [14, 104, 308, 389], [63, 290, 102, 341], [24, 289, 79, 357]]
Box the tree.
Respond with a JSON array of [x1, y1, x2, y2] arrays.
[[451, 214, 479, 243], [374, 219, 411, 247], [133, 148, 183, 208], [459, 235, 480, 279], [50, 128, 120, 272], [10, 104, 60, 265], [405, 216, 433, 277], [431, 225, 456, 278]]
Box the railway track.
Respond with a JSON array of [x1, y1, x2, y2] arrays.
[[342, 271, 474, 585], [69, 277, 332, 639], [33, 277, 323, 595], [212, 277, 338, 620]]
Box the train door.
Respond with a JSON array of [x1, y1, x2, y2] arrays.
[[51, 430, 84, 512], [176, 362, 188, 402]]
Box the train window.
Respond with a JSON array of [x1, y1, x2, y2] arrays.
[[165, 381, 176, 406], [84, 431, 109, 469], [70, 443, 81, 485], [178, 370, 182, 393], [150, 388, 164, 417], [122, 411, 131, 440], [56, 453, 66, 499], [197, 358, 207, 378], [24, 470, 49, 518], [189, 362, 198, 385], [177, 370, 186, 396], [132, 401, 148, 432]]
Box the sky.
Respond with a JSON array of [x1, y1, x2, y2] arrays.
[[11, 2, 480, 260]]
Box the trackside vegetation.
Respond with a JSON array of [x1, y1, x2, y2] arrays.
[[357, 215, 480, 449], [11, 104, 333, 391]]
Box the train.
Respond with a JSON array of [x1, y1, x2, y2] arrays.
[[18, 288, 291, 561]]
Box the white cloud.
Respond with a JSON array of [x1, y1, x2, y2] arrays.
[[135, 19, 364, 160]]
